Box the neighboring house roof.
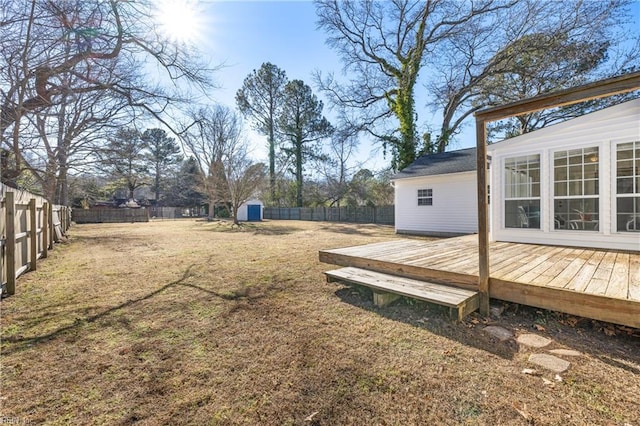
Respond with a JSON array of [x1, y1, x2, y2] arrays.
[[392, 147, 477, 180]]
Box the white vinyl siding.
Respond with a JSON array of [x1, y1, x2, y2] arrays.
[[394, 172, 477, 235]]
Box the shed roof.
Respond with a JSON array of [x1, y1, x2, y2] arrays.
[[392, 147, 477, 180]]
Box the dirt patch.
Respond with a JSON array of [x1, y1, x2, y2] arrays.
[[1, 220, 639, 424]]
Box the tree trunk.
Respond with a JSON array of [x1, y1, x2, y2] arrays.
[[393, 88, 417, 170], [295, 138, 303, 207], [208, 199, 215, 220], [155, 163, 161, 206], [232, 205, 240, 225], [56, 163, 69, 205], [268, 123, 276, 204]]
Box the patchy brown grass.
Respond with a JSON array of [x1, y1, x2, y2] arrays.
[[1, 219, 639, 425]]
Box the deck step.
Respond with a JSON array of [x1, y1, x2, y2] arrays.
[[326, 266, 479, 321]]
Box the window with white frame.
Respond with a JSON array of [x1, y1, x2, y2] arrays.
[[616, 141, 640, 232], [417, 188, 433, 206], [504, 154, 540, 228], [553, 147, 599, 231]]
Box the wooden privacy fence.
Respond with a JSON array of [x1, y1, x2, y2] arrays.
[[263, 206, 395, 225], [1, 183, 71, 296], [72, 208, 149, 223]]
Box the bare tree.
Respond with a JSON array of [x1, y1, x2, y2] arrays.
[[1, 0, 215, 183], [183, 105, 242, 220], [316, 122, 361, 207], [428, 0, 638, 150], [24, 88, 131, 204], [315, 0, 512, 169], [316, 0, 638, 165], [224, 145, 266, 226]]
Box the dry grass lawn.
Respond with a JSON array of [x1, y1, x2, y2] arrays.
[[1, 219, 639, 425]]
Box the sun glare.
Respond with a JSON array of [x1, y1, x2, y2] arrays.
[[155, 0, 203, 44]]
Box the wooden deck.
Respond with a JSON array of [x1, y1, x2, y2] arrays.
[[319, 235, 640, 328]]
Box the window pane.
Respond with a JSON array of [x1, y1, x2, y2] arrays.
[[617, 177, 634, 194], [584, 179, 598, 196], [569, 154, 582, 165], [555, 198, 599, 231], [555, 182, 567, 196], [505, 200, 540, 229], [568, 180, 582, 196], [555, 166, 567, 181], [554, 156, 567, 167], [617, 160, 634, 177], [616, 197, 640, 232], [531, 183, 540, 197], [568, 165, 582, 180], [617, 148, 633, 160], [617, 142, 634, 152], [584, 164, 598, 179], [504, 154, 540, 200]]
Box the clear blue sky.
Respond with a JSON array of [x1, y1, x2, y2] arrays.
[[180, 0, 640, 170]]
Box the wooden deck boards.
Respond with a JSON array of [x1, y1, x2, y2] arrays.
[[319, 235, 640, 328]]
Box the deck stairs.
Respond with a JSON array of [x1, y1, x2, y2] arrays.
[[325, 266, 480, 321]]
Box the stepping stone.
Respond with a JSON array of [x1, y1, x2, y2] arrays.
[[483, 326, 513, 341], [528, 354, 570, 373], [517, 333, 552, 348], [549, 349, 582, 357]]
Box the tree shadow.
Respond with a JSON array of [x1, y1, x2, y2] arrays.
[[318, 224, 395, 237], [202, 221, 302, 236], [333, 286, 519, 360], [0, 262, 274, 356], [333, 285, 640, 371]]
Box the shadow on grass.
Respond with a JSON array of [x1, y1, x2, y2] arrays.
[[319, 224, 395, 237], [333, 287, 519, 361], [202, 221, 302, 236], [334, 285, 640, 372], [1, 265, 269, 356]]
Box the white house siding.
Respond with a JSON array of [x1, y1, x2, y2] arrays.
[[236, 199, 264, 221], [487, 99, 640, 251], [394, 171, 478, 235]]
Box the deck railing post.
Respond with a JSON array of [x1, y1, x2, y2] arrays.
[[6, 191, 16, 295], [476, 119, 490, 316], [29, 198, 37, 271]]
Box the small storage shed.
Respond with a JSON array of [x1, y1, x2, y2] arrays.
[[236, 199, 264, 222], [392, 148, 479, 236], [487, 98, 640, 251]]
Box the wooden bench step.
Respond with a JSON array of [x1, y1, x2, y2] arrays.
[[326, 266, 479, 321]]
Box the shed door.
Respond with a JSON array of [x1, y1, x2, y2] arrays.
[[247, 204, 261, 221]]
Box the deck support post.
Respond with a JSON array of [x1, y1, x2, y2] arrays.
[[373, 291, 400, 308], [476, 119, 490, 316]]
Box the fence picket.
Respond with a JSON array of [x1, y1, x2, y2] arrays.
[[1, 184, 71, 295]]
